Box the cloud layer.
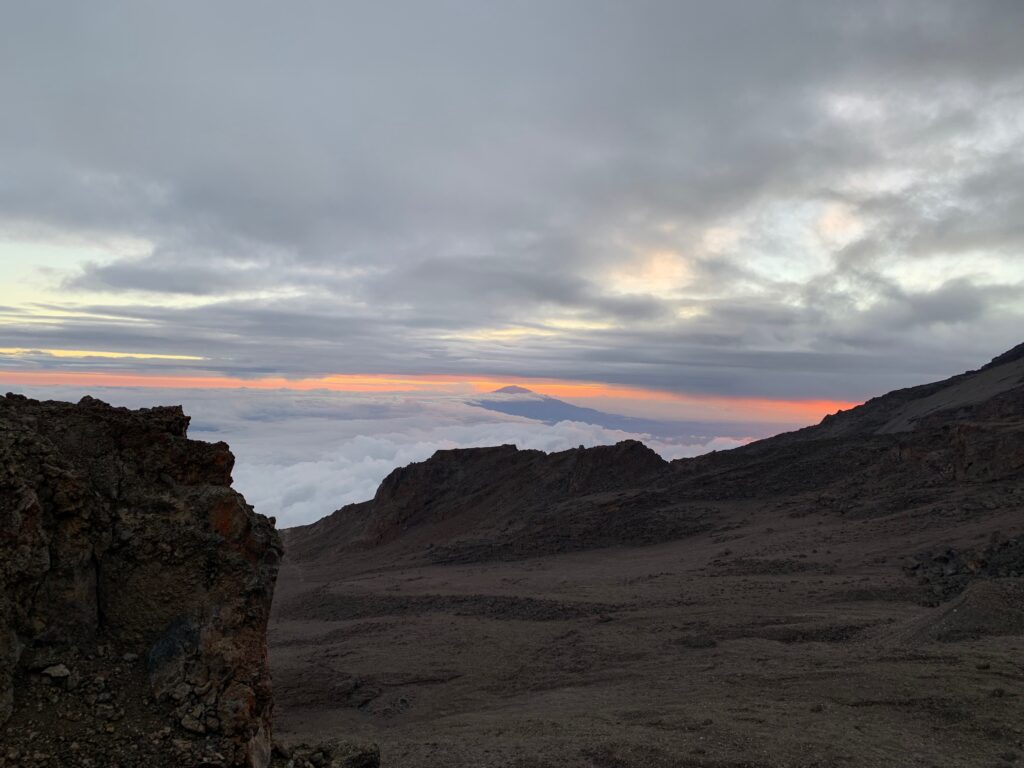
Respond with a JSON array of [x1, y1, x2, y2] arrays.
[[1, 2, 1023, 401], [5, 385, 749, 526]]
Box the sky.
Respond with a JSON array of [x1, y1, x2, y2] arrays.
[[2, 2, 1023, 524]]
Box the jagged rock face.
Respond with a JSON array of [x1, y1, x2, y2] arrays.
[[0, 394, 281, 767], [285, 440, 669, 564], [369, 440, 665, 532]]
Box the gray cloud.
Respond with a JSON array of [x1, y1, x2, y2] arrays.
[[1, 1, 1023, 401]]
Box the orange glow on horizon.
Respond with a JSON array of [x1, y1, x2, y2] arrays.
[[0, 369, 859, 425]]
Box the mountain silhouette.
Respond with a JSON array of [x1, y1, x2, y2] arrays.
[[471, 385, 770, 440]]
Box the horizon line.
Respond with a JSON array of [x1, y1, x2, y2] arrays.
[[0, 369, 860, 425]]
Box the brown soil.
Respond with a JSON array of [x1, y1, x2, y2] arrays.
[[271, 501, 1024, 768]]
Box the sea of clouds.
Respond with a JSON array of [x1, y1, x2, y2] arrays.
[[3, 385, 749, 527]]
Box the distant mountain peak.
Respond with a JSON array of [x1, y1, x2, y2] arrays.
[[474, 385, 764, 441]]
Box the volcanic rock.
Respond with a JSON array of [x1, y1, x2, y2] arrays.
[[0, 394, 282, 767]]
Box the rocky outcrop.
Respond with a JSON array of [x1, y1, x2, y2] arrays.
[[368, 440, 665, 532], [906, 535, 1024, 602], [284, 440, 671, 565], [0, 394, 282, 767]]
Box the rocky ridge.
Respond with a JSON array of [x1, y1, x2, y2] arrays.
[[284, 439, 671, 564], [0, 394, 281, 767], [286, 345, 1024, 570]]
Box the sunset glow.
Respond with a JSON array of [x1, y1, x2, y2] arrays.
[[0, 369, 857, 426]]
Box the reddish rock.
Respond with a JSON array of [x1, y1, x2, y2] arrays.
[[0, 394, 281, 767]]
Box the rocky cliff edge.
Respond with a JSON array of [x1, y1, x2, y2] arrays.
[[0, 394, 282, 767]]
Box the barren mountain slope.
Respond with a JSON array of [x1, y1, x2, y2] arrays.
[[272, 347, 1024, 768]]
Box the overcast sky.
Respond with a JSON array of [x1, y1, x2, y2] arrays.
[[2, 1, 1023, 404]]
